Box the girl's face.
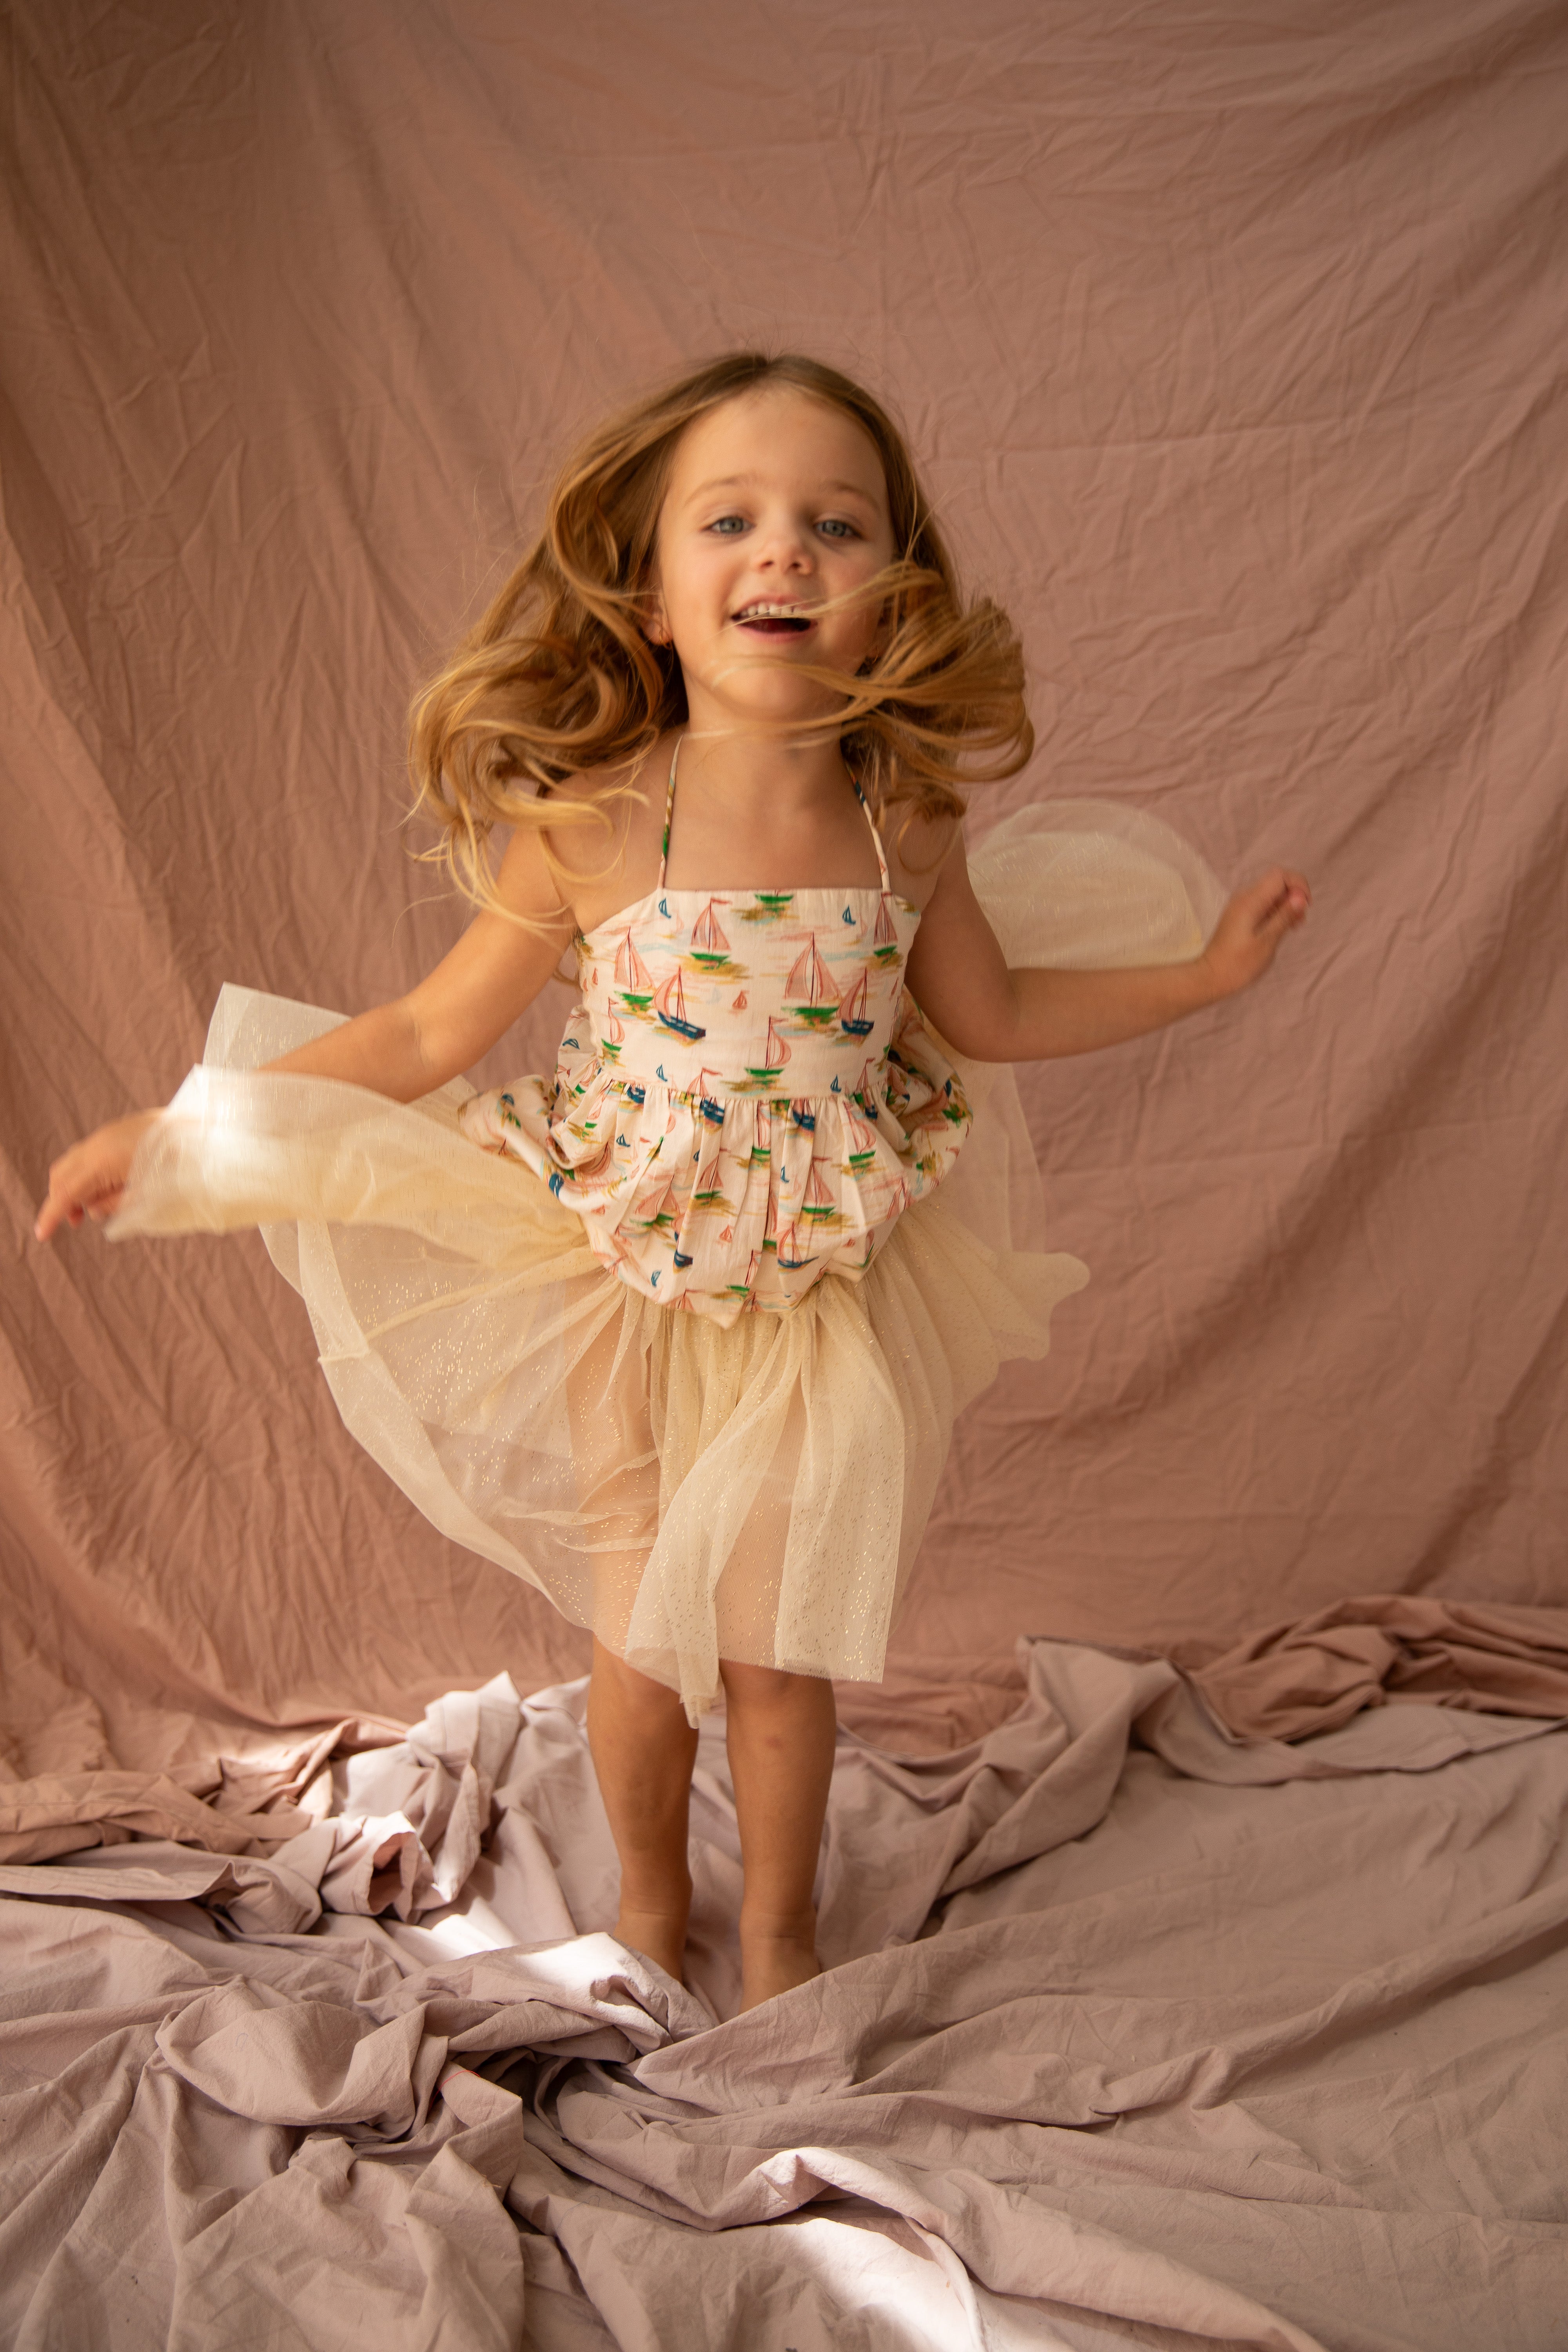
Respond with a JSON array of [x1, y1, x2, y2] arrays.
[[650, 387, 897, 728]]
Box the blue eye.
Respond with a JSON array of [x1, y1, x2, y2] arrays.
[[708, 515, 746, 535], [818, 517, 857, 540]]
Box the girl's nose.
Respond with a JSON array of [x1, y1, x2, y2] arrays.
[[752, 517, 814, 572]]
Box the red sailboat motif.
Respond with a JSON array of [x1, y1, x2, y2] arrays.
[[840, 1098, 879, 1170], [601, 1009, 625, 1062], [871, 895, 900, 964], [653, 966, 706, 1041], [800, 1158, 837, 1221], [731, 988, 748, 1011], [838, 969, 873, 1037], [693, 1136, 737, 1210], [745, 1014, 791, 1084], [784, 933, 840, 1027], [693, 1092, 739, 1208], [614, 930, 655, 1010], [573, 1137, 617, 1184], [690, 899, 731, 964], [725, 1247, 761, 1299]]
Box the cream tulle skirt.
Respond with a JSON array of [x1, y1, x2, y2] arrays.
[[112, 803, 1223, 1720]]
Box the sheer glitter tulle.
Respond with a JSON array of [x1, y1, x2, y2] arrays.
[[112, 800, 1223, 1720]]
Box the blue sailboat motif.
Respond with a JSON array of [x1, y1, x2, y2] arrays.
[[838, 969, 873, 1038], [654, 967, 706, 1042]]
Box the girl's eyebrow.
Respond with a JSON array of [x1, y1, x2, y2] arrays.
[[682, 473, 883, 510]]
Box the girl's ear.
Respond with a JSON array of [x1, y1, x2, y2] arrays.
[[641, 579, 671, 646]]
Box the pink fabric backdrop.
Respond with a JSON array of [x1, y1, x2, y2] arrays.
[[4, 0, 1566, 1765]]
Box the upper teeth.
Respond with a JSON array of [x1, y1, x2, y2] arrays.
[[736, 603, 813, 621]]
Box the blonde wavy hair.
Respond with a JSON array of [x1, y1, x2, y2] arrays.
[[408, 351, 1033, 913]]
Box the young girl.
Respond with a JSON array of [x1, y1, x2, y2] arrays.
[[35, 352, 1308, 2009]]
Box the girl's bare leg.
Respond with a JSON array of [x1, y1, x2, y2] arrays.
[[587, 1637, 699, 1985], [722, 1661, 837, 2010]]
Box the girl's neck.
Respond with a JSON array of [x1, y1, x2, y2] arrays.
[[673, 724, 857, 826]]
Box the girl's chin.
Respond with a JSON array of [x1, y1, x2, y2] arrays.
[[691, 693, 850, 737], [693, 665, 858, 723]]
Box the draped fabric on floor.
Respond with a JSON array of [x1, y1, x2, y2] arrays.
[[3, 3, 1566, 2345], [4, 1634, 1567, 2352]]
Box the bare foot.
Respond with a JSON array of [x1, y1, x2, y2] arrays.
[[614, 1906, 689, 1987], [738, 1927, 822, 2011]]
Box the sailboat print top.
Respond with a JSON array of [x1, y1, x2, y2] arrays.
[[460, 742, 973, 1324]]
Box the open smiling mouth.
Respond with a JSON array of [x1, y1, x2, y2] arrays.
[[731, 602, 818, 637]]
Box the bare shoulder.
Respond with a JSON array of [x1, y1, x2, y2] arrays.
[[877, 795, 964, 912], [538, 750, 659, 874], [499, 740, 668, 927]]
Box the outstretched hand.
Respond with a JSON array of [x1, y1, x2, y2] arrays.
[[1199, 867, 1310, 1001], [34, 1112, 159, 1244]]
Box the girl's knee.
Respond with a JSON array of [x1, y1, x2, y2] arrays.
[[720, 1660, 833, 1715], [591, 1640, 687, 1720]]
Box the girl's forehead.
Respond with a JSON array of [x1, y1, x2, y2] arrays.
[[666, 388, 889, 512]]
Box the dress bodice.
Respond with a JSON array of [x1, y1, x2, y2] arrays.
[[460, 742, 972, 1322]]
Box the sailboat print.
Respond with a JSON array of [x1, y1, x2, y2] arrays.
[[601, 1010, 625, 1063], [689, 899, 731, 967], [639, 1189, 678, 1236], [840, 1099, 880, 1171], [838, 969, 873, 1037], [784, 934, 840, 1029], [614, 930, 655, 1013], [653, 967, 707, 1042], [744, 1015, 792, 1086], [726, 1247, 762, 1299], [775, 1215, 817, 1270], [800, 1159, 838, 1223], [573, 1137, 617, 1184], [871, 895, 900, 965], [693, 1133, 737, 1210], [695, 1066, 726, 1125]]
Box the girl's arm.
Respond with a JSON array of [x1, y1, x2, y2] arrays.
[[34, 826, 576, 1241], [264, 827, 575, 1095], [903, 825, 1309, 1063]]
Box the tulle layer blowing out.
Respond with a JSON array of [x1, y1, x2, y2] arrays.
[[111, 801, 1224, 1720]]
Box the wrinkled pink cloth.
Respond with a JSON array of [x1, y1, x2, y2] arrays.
[[2, 1644, 1564, 2350], [1183, 1596, 1568, 1742]]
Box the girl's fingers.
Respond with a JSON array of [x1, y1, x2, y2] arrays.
[[1203, 868, 1310, 996], [34, 1122, 146, 1242], [1248, 868, 1310, 933], [35, 1181, 87, 1243]]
